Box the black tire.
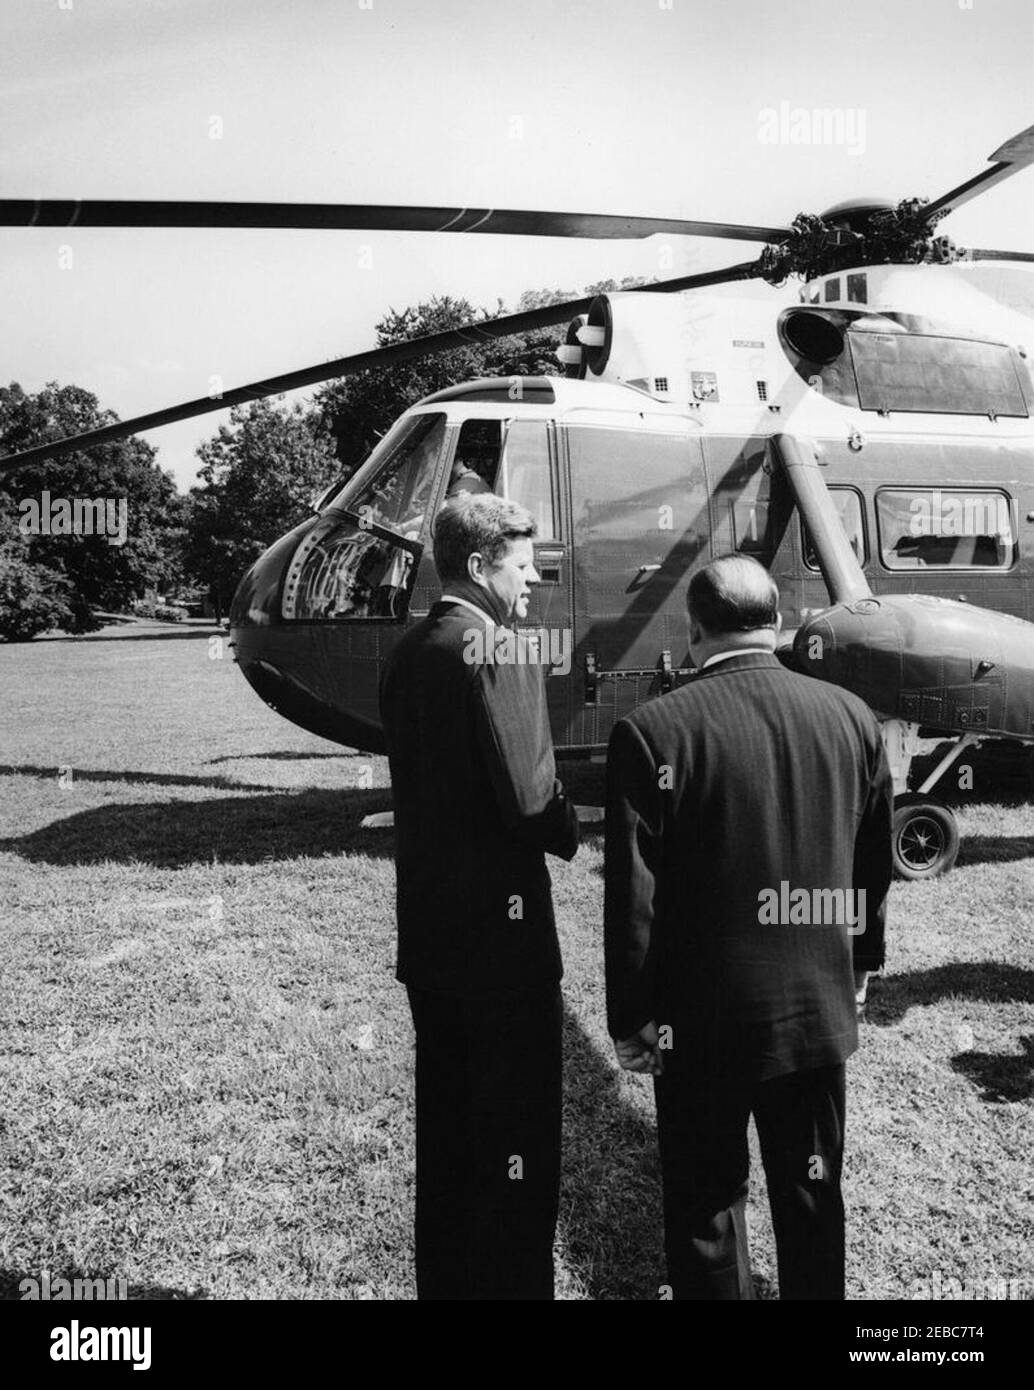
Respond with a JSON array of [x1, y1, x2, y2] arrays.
[[891, 795, 961, 880]]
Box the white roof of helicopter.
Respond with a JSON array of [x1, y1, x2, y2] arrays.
[[413, 374, 694, 420]]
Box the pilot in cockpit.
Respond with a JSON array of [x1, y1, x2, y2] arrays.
[[445, 421, 502, 499]]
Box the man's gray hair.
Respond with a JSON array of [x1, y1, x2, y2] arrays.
[[433, 493, 537, 582], [688, 554, 780, 634]]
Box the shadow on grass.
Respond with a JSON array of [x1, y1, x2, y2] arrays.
[[0, 1269, 209, 1300], [958, 834, 1034, 867], [0, 789, 395, 868], [951, 1035, 1034, 1103], [207, 751, 363, 763], [559, 1006, 662, 1299], [0, 763, 282, 793], [558, 1008, 776, 1300], [39, 627, 220, 644], [869, 963, 1034, 1028]]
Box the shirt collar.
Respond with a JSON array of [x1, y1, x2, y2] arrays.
[[701, 647, 774, 669], [440, 593, 495, 627]]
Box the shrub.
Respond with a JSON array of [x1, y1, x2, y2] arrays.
[[0, 546, 73, 642]]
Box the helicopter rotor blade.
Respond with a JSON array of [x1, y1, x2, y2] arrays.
[[925, 123, 1034, 217], [0, 260, 764, 474], [0, 199, 790, 244], [962, 248, 1034, 263]]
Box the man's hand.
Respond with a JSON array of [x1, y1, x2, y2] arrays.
[[613, 1021, 663, 1076]]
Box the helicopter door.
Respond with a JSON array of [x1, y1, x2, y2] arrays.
[[497, 417, 574, 738], [565, 422, 710, 739]]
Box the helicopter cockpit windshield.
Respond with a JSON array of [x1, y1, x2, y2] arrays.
[[282, 412, 447, 621], [341, 412, 446, 535], [282, 407, 557, 622]]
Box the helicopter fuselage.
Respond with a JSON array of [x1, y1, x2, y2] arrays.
[[230, 265, 1034, 756]]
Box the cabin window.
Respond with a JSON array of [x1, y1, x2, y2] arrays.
[[802, 488, 866, 569], [568, 426, 705, 545], [876, 488, 1016, 569], [732, 500, 771, 556], [850, 335, 1028, 417], [499, 419, 557, 540]]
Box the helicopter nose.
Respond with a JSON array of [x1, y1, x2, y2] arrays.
[[229, 518, 313, 627], [794, 594, 1034, 739], [228, 514, 391, 751]]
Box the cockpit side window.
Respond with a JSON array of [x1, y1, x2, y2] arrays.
[[499, 419, 556, 540], [441, 416, 556, 540], [445, 419, 503, 500], [345, 412, 447, 536]]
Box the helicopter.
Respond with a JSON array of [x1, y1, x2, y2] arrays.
[[3, 123, 1034, 880]]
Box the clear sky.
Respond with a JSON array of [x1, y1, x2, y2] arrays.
[[1, 0, 1031, 489]]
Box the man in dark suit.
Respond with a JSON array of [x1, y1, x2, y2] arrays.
[[380, 492, 579, 1300], [604, 554, 892, 1300]]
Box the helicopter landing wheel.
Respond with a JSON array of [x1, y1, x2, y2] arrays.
[[891, 795, 960, 880]]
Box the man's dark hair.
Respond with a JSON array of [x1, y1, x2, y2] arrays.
[[688, 554, 780, 634], [433, 493, 537, 582]]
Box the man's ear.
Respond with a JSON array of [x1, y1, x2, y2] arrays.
[[467, 551, 486, 584], [688, 616, 703, 647], [774, 611, 783, 636]]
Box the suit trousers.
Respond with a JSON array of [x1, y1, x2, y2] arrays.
[[654, 1058, 847, 1300], [405, 982, 562, 1300]]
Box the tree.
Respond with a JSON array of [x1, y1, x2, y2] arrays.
[[0, 382, 186, 636], [0, 540, 73, 641], [314, 294, 566, 481], [514, 287, 579, 311], [584, 275, 658, 295], [183, 397, 338, 618]]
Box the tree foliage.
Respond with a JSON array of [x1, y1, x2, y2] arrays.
[[0, 382, 186, 637], [183, 397, 338, 615], [0, 540, 73, 641], [314, 294, 566, 479]]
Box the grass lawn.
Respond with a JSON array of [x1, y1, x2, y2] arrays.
[[1, 619, 1032, 1301]]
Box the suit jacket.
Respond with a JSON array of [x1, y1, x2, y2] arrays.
[[380, 598, 579, 995], [604, 652, 893, 1081]]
